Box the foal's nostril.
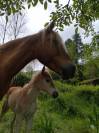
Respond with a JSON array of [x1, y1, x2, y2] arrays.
[[52, 91, 58, 98]]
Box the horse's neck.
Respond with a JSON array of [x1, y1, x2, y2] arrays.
[[0, 33, 41, 79]]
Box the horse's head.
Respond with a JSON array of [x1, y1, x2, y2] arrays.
[[34, 66, 58, 98], [38, 22, 76, 80]]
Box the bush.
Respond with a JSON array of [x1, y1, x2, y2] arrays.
[[94, 89, 99, 105], [75, 85, 99, 104], [11, 72, 31, 86]]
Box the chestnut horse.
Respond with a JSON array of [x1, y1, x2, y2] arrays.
[[0, 66, 58, 133], [0, 22, 75, 99]]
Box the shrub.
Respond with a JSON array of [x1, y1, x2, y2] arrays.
[[76, 89, 94, 102], [11, 72, 31, 86], [94, 89, 99, 105], [75, 85, 99, 105]]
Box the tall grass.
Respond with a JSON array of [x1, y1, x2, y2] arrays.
[[33, 112, 55, 133], [0, 79, 99, 133]]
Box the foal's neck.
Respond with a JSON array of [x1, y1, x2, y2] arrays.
[[24, 80, 40, 102]]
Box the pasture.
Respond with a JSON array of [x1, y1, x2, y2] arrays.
[[0, 73, 99, 133]]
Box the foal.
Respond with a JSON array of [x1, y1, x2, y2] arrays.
[[1, 66, 58, 133]]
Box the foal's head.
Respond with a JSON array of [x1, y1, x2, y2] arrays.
[[38, 22, 76, 80], [33, 66, 58, 98]]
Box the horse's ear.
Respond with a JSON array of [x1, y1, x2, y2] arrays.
[[42, 66, 45, 73], [46, 21, 55, 33]]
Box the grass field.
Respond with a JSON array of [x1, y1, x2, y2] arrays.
[[0, 81, 99, 133]]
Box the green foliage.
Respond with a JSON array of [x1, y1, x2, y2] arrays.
[[88, 103, 99, 133], [50, 0, 99, 34], [65, 32, 99, 81], [44, 1, 47, 10], [49, 93, 67, 114], [65, 32, 84, 81], [0, 1, 24, 15], [83, 57, 99, 79], [82, 33, 99, 80], [11, 72, 32, 86], [65, 39, 77, 62], [76, 86, 96, 103], [0, 0, 56, 15], [65, 32, 84, 67], [83, 44, 93, 59], [91, 34, 99, 59]]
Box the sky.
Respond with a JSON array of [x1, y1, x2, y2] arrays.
[[25, 2, 99, 43], [26, 4, 83, 42]]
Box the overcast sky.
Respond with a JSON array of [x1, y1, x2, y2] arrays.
[[26, 4, 82, 42], [25, 2, 99, 44]]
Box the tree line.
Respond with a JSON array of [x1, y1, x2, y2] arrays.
[[65, 31, 99, 82]]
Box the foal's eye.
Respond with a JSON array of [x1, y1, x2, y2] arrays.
[[46, 79, 50, 82]]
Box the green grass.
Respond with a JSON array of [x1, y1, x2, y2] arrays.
[[0, 80, 99, 133]]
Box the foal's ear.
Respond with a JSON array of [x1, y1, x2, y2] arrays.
[[42, 66, 45, 73], [46, 21, 55, 33]]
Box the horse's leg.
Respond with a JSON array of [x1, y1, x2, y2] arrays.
[[10, 113, 16, 133], [13, 114, 22, 133], [25, 117, 33, 133]]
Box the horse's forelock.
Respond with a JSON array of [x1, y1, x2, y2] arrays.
[[51, 31, 68, 55], [40, 29, 53, 47]]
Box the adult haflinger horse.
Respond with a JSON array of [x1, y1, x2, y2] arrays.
[[0, 21, 75, 99], [0, 66, 58, 133]]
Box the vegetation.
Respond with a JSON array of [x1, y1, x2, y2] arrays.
[[50, 0, 99, 34], [0, 79, 99, 133], [11, 72, 31, 86], [0, 0, 99, 34], [0, 0, 98, 132], [64, 32, 99, 84]]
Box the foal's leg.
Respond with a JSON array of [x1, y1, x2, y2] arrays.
[[25, 117, 33, 133], [10, 113, 16, 133], [13, 114, 22, 133]]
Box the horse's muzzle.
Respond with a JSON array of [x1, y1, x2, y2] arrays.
[[62, 64, 76, 80], [52, 91, 58, 98]]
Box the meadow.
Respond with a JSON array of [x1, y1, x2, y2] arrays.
[[0, 78, 99, 133]]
